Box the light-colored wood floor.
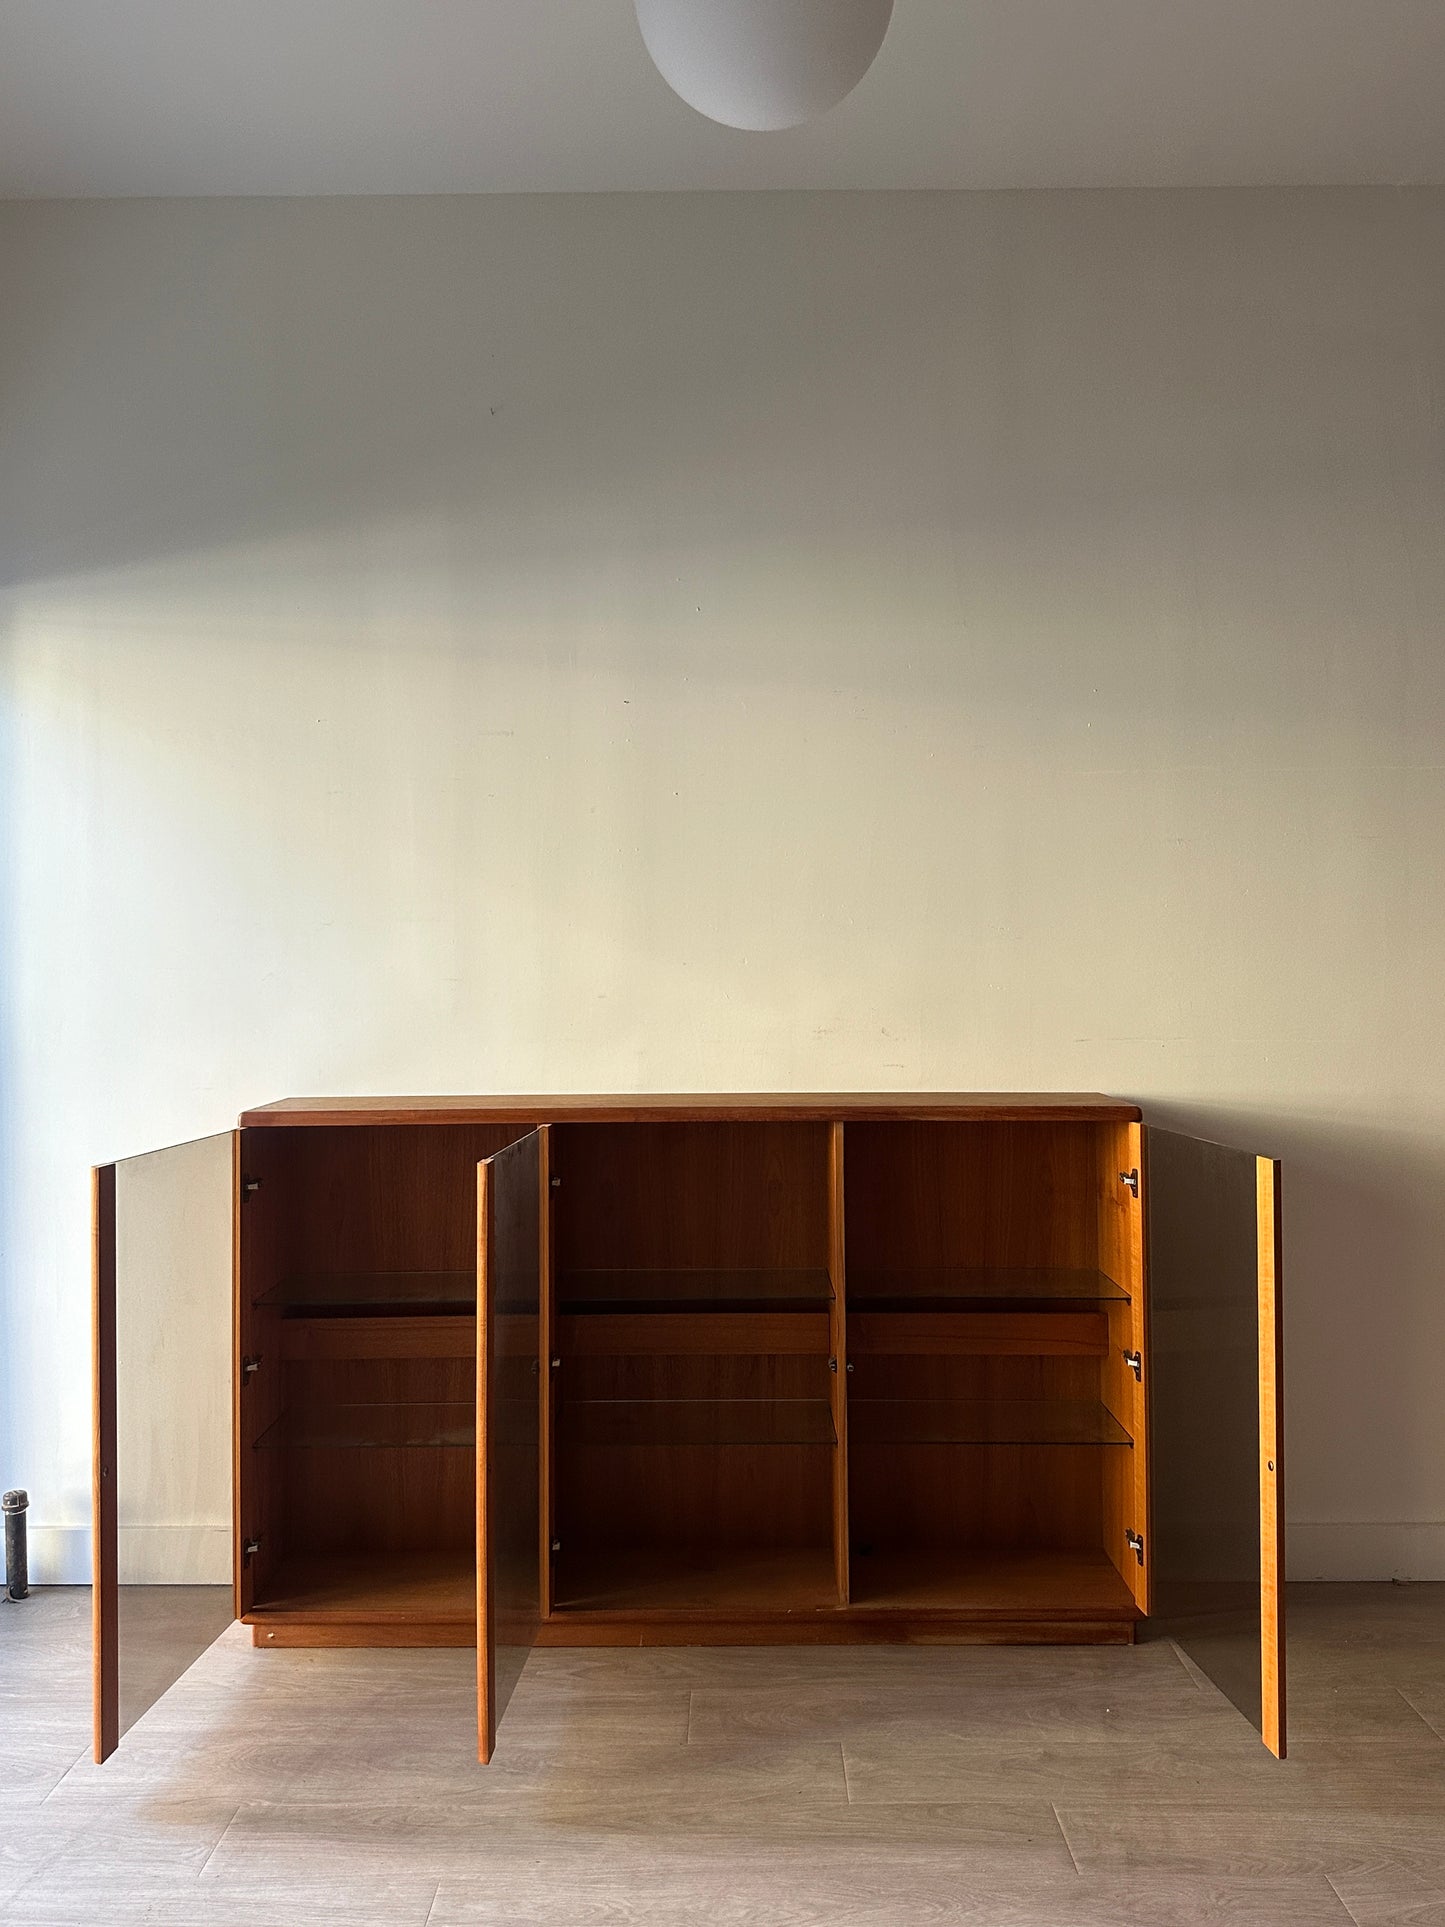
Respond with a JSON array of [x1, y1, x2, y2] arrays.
[[5, 1586, 1445, 1923]]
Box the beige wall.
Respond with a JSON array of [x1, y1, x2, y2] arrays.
[[0, 189, 1442, 1582]]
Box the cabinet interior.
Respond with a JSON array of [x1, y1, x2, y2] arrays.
[[241, 1124, 518, 1631], [843, 1120, 1144, 1618], [552, 1121, 836, 1614], [238, 1111, 1147, 1639]]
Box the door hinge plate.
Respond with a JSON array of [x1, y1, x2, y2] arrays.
[[1126, 1529, 1145, 1566], [1119, 1167, 1139, 1198], [1123, 1350, 1142, 1381]]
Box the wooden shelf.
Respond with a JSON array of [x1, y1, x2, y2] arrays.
[[847, 1547, 1139, 1619], [558, 1310, 830, 1356], [552, 1544, 839, 1616], [254, 1401, 476, 1450], [257, 1272, 475, 1317], [848, 1310, 1108, 1357], [558, 1398, 836, 1447], [848, 1268, 1129, 1310], [250, 1550, 474, 1623], [558, 1268, 833, 1314], [848, 1398, 1132, 1447]]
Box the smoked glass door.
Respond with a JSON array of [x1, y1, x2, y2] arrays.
[[475, 1128, 545, 1763], [1145, 1127, 1285, 1756], [92, 1133, 238, 1762]]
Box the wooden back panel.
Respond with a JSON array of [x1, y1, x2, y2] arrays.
[[268, 1124, 525, 1277], [553, 1122, 830, 1271], [843, 1122, 1103, 1274]]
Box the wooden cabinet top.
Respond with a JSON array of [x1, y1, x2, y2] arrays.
[[239, 1093, 1141, 1127]]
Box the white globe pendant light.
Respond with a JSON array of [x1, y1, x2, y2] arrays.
[[634, 0, 895, 132]]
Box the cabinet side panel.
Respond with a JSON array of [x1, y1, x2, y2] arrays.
[[829, 1122, 849, 1606], [1099, 1121, 1148, 1611], [476, 1160, 494, 1763], [540, 1128, 555, 1621]]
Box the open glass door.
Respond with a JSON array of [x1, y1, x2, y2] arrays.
[[92, 1133, 238, 1762], [1145, 1127, 1285, 1756], [476, 1128, 544, 1763]]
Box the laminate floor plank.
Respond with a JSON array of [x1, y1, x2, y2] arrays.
[[1326, 1869, 1445, 1926], [1056, 1808, 1445, 1880], [202, 1794, 1077, 1887], [523, 1639, 1192, 1693], [844, 1735, 1445, 1810], [13, 1871, 440, 1927], [687, 1668, 1235, 1746], [4, 1586, 1445, 1927], [427, 1869, 1352, 1926], [281, 1735, 851, 1813]]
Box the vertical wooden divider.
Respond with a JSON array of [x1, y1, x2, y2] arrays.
[[475, 1157, 494, 1765], [828, 1122, 849, 1606], [1257, 1156, 1286, 1759], [538, 1125, 554, 1623], [92, 1164, 119, 1764]]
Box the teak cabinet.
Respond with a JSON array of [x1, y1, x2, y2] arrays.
[[92, 1094, 1285, 1765]]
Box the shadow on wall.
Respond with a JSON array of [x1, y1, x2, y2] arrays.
[[3, 191, 1444, 732]]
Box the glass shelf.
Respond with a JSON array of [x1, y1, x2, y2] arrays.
[[254, 1401, 476, 1450], [847, 1268, 1129, 1311], [256, 1272, 476, 1317], [559, 1398, 837, 1447], [557, 1269, 834, 1315], [847, 1398, 1133, 1447]]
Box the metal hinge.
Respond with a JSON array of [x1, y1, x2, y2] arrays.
[[549, 1176, 561, 1190], [550, 1540, 561, 1555], [241, 1176, 261, 1202], [243, 1537, 262, 1565], [1123, 1350, 1142, 1381], [1125, 1529, 1145, 1566], [242, 1355, 262, 1381], [1119, 1167, 1139, 1198]]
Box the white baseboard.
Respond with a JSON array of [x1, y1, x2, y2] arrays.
[[2, 1524, 91, 1587], [1288, 1522, 1445, 1581], [2, 1523, 229, 1588]]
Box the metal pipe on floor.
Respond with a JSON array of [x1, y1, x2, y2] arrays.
[[3, 1489, 28, 1600]]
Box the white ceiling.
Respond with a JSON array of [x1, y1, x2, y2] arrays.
[[2, 0, 1444, 198]]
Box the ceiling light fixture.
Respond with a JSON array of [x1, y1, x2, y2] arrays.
[[634, 0, 895, 132]]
